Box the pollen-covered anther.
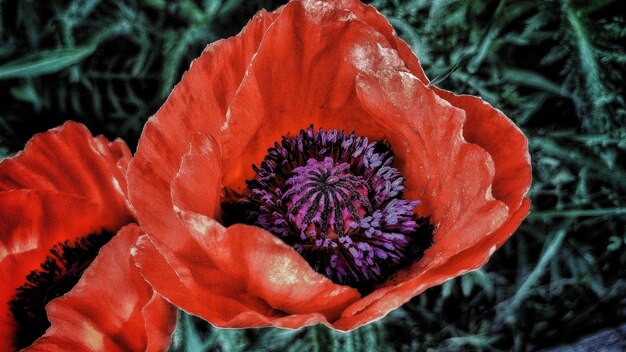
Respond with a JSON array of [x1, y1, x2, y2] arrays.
[[238, 126, 433, 291]]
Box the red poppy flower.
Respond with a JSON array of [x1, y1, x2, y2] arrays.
[[0, 122, 176, 350], [128, 0, 531, 332]]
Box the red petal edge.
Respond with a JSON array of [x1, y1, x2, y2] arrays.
[[0, 121, 133, 231], [132, 210, 360, 329], [127, 10, 280, 251]]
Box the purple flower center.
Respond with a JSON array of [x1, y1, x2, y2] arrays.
[[285, 157, 370, 238], [237, 126, 433, 291]]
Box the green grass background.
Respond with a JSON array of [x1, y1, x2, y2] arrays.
[[1, 0, 625, 351]]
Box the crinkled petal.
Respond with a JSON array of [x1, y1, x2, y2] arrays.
[[303, 69, 509, 331], [24, 224, 176, 352], [333, 199, 530, 330], [220, 0, 409, 192], [0, 122, 137, 349], [356, 71, 509, 270], [128, 10, 280, 251], [132, 211, 360, 329], [431, 88, 532, 211], [0, 190, 103, 261], [331, 0, 429, 83], [0, 189, 121, 349], [170, 133, 223, 220], [0, 121, 132, 230], [337, 0, 532, 210]]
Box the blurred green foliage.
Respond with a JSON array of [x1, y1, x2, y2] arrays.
[[0, 0, 281, 152], [1, 0, 625, 351]]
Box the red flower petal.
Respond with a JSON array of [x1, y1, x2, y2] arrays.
[[0, 190, 111, 349], [170, 133, 223, 222], [356, 71, 509, 266], [128, 9, 280, 251], [333, 199, 531, 331], [333, 0, 532, 211], [431, 89, 532, 211], [23, 224, 176, 352], [0, 190, 102, 261], [0, 121, 133, 231], [132, 211, 360, 328], [331, 0, 430, 84], [219, 0, 409, 191], [332, 1, 532, 210], [0, 123, 173, 349]]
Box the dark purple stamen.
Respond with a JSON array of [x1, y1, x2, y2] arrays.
[[238, 126, 433, 290]]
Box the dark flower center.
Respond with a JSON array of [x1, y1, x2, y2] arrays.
[[234, 126, 433, 292], [284, 157, 371, 238], [9, 230, 114, 349]]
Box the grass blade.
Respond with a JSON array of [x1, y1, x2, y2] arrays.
[[0, 46, 96, 79]]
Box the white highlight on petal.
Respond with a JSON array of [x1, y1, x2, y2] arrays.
[[349, 44, 372, 72], [0, 236, 38, 259], [111, 176, 123, 196], [129, 244, 139, 257], [80, 321, 104, 351], [189, 214, 213, 236], [267, 255, 300, 286], [350, 41, 406, 73], [376, 43, 404, 69], [303, 0, 335, 24]]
